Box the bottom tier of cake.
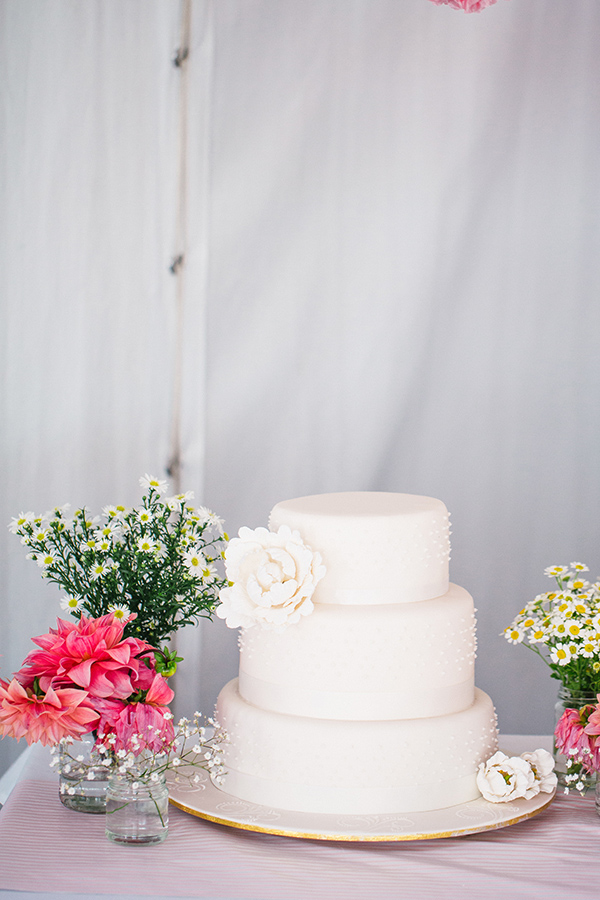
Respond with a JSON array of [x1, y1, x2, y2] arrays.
[[215, 680, 498, 815]]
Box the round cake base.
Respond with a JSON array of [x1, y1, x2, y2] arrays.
[[167, 770, 555, 842]]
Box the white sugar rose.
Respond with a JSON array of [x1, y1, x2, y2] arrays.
[[476, 751, 540, 803], [216, 525, 326, 630], [520, 748, 558, 794]]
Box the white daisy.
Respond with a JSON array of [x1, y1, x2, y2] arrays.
[[137, 536, 156, 553], [108, 604, 131, 621], [90, 560, 112, 580], [184, 548, 207, 575], [60, 596, 83, 612], [139, 474, 168, 495], [550, 643, 575, 665], [37, 551, 57, 568], [504, 626, 525, 644], [7, 512, 35, 534]]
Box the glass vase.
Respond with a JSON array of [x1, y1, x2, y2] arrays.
[[554, 687, 597, 792], [58, 734, 110, 814], [105, 768, 169, 845]]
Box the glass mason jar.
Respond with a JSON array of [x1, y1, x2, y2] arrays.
[[105, 767, 169, 845], [58, 734, 110, 814], [554, 686, 597, 791]]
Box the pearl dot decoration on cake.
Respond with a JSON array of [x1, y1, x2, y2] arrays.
[[215, 492, 499, 815]]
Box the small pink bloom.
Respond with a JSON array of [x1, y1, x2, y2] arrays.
[[428, 0, 502, 12], [96, 674, 175, 754], [555, 705, 600, 773], [583, 696, 600, 737], [0, 678, 99, 746], [14, 613, 157, 701]]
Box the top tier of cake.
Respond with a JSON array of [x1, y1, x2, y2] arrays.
[[269, 491, 450, 605]]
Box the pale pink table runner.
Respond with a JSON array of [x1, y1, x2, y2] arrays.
[[1, 741, 599, 900]]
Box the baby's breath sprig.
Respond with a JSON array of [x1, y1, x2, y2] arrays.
[[503, 563, 600, 694], [52, 712, 228, 797], [8, 475, 229, 661]]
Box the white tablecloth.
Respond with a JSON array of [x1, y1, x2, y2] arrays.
[[0, 737, 598, 900]]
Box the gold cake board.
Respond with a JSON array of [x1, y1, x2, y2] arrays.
[[167, 770, 555, 842]]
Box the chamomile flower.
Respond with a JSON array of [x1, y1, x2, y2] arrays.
[[202, 563, 218, 583], [37, 551, 57, 568], [139, 474, 168, 495], [108, 604, 131, 621], [165, 492, 195, 510], [137, 536, 156, 553], [183, 548, 207, 575], [95, 537, 112, 552], [102, 504, 128, 520], [60, 595, 83, 612], [545, 565, 570, 578], [580, 639, 597, 658], [7, 512, 35, 534], [550, 643, 575, 666], [529, 627, 548, 643], [571, 562, 589, 572], [90, 560, 113, 580], [137, 509, 153, 524]]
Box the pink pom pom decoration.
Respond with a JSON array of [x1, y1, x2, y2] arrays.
[[428, 0, 503, 12]]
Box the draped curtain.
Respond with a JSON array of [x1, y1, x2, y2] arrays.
[[2, 0, 599, 776]]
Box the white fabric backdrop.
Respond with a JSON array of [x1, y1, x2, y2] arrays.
[[2, 0, 600, 777]]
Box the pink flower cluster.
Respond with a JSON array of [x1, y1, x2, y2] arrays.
[[0, 613, 174, 752], [428, 0, 502, 12], [554, 699, 600, 774]]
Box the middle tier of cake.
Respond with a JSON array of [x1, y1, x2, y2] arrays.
[[238, 584, 476, 721]]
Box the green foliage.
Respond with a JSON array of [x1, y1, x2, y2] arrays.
[[10, 479, 228, 654]]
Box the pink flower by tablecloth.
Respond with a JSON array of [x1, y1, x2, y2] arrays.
[[0, 678, 99, 746], [555, 704, 599, 773], [14, 613, 157, 700], [428, 0, 502, 12]]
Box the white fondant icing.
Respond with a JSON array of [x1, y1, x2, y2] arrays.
[[238, 584, 476, 720], [216, 681, 498, 814], [269, 492, 450, 605], [215, 491, 498, 815]]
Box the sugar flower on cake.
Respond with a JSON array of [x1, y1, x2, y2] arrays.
[[216, 525, 326, 630], [476, 749, 556, 803]]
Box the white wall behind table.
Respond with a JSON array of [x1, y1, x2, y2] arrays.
[[0, 0, 185, 775]]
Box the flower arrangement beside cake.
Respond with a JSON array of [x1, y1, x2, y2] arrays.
[[504, 562, 600, 791], [1, 475, 229, 841]]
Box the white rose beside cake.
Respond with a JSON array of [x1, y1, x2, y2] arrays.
[[213, 492, 553, 816]]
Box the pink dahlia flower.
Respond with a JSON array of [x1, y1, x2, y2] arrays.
[[583, 696, 600, 737], [555, 705, 600, 773], [14, 613, 157, 700], [0, 678, 99, 746], [96, 673, 175, 754], [428, 0, 501, 12]]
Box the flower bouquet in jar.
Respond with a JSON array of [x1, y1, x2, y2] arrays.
[[1, 475, 229, 831], [8, 473, 229, 674], [504, 563, 600, 788]]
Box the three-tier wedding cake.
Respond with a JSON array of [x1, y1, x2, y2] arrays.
[[214, 492, 498, 815]]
